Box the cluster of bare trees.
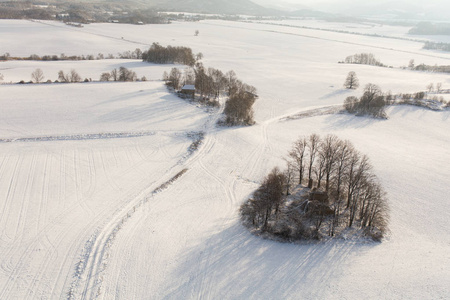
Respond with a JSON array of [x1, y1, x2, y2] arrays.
[[344, 53, 386, 67], [142, 43, 196, 66], [163, 64, 257, 125], [426, 82, 446, 93], [344, 83, 387, 118], [58, 69, 82, 83], [240, 134, 389, 241], [100, 67, 138, 82]]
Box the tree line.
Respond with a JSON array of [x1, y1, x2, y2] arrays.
[[142, 43, 197, 66], [0, 49, 143, 62], [240, 134, 389, 241], [423, 41, 450, 52], [9, 66, 142, 84], [164, 63, 257, 126], [413, 63, 450, 74], [343, 71, 449, 113], [342, 53, 386, 67]]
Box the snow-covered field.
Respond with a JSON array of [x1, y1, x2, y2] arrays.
[[0, 19, 449, 299], [254, 19, 450, 44]]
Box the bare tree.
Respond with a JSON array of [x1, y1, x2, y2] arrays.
[[289, 137, 307, 185], [329, 140, 352, 236], [70, 69, 81, 82], [111, 69, 119, 81], [119, 66, 137, 82], [307, 134, 320, 187], [320, 135, 340, 193], [436, 82, 442, 93], [347, 155, 372, 227], [194, 63, 211, 98], [0, 73, 4, 82], [31, 68, 44, 83], [194, 29, 199, 36], [344, 96, 358, 113], [58, 70, 69, 82], [100, 72, 111, 81], [208, 67, 227, 99], [168, 67, 182, 90], [344, 71, 359, 89], [334, 140, 352, 203], [427, 83, 434, 93], [315, 151, 326, 189], [283, 160, 295, 196]]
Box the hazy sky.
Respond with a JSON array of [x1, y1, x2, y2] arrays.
[[255, 0, 450, 18], [274, 0, 450, 9], [282, 0, 447, 4]]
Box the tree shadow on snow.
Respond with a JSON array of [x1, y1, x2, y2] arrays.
[[319, 89, 353, 100], [94, 93, 198, 125], [323, 113, 380, 131], [165, 222, 374, 299]]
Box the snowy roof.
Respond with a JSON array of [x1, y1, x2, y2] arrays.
[[181, 85, 195, 90]]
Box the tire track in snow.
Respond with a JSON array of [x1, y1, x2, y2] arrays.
[[195, 158, 238, 299], [0, 154, 21, 242], [0, 153, 48, 299], [70, 168, 189, 300], [73, 150, 93, 215], [68, 108, 222, 299], [0, 131, 156, 144], [0, 154, 13, 240], [0, 143, 162, 300]]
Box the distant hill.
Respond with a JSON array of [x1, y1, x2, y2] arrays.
[[140, 0, 279, 16], [251, 0, 309, 12]]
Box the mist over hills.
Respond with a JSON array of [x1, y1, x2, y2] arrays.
[[112, 0, 278, 15], [128, 0, 450, 20], [296, 0, 450, 21]]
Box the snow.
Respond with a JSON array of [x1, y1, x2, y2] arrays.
[[0, 19, 449, 299]]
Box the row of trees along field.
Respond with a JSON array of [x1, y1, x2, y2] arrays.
[[240, 134, 389, 241], [343, 53, 386, 67], [14, 66, 141, 84], [163, 63, 257, 126]]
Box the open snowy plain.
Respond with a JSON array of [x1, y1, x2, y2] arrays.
[[0, 19, 449, 299]]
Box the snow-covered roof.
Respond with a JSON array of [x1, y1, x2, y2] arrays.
[[181, 85, 195, 90]]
